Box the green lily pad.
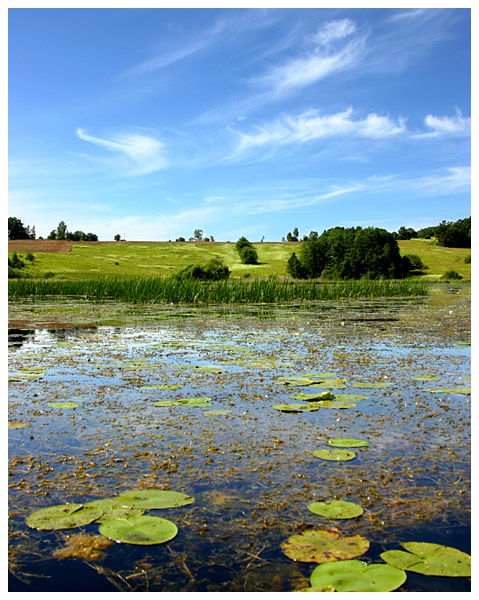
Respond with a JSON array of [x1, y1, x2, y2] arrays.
[[99, 515, 177, 545], [380, 542, 471, 577], [26, 503, 103, 530], [310, 560, 406, 592], [310, 379, 347, 389], [334, 394, 367, 402], [312, 401, 356, 409], [203, 409, 232, 416], [282, 529, 369, 563], [326, 438, 370, 448], [8, 421, 30, 429], [290, 392, 335, 401], [275, 377, 316, 386], [308, 500, 363, 519], [84, 499, 145, 523], [303, 372, 336, 378], [116, 489, 195, 509], [48, 402, 79, 409], [423, 388, 471, 395], [312, 449, 356, 461], [273, 403, 319, 413], [350, 382, 390, 389], [154, 397, 212, 407], [140, 384, 183, 390], [411, 374, 440, 381]]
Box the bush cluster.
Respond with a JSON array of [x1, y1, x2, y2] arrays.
[[286, 226, 413, 280], [174, 258, 230, 281], [235, 237, 258, 265]]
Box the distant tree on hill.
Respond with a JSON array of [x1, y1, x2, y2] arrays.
[[8, 217, 36, 240], [235, 237, 258, 264], [47, 221, 98, 242], [114, 234, 121, 241], [287, 226, 407, 280], [434, 217, 470, 248]]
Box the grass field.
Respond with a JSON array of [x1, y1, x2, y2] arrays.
[[8, 238, 470, 281]]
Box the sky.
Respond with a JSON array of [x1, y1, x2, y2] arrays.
[[8, 5, 471, 242]]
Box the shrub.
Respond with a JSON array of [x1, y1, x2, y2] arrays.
[[239, 245, 258, 265], [175, 258, 230, 281], [442, 270, 462, 280], [403, 254, 428, 272], [465, 254, 471, 264]]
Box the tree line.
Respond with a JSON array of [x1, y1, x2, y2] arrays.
[[284, 217, 471, 249], [8, 217, 98, 242]]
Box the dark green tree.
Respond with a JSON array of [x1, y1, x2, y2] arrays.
[[8, 217, 35, 240], [286, 252, 307, 278]]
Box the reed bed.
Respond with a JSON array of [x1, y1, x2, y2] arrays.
[[9, 276, 431, 304]]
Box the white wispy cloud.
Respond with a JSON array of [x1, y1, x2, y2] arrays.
[[76, 129, 167, 175], [253, 18, 366, 96], [230, 108, 407, 157], [417, 110, 471, 138]]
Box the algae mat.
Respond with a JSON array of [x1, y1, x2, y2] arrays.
[[8, 288, 470, 592]]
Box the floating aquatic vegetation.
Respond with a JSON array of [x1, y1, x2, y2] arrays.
[[333, 394, 367, 402], [8, 421, 30, 429], [308, 559, 407, 592], [203, 409, 232, 416], [99, 515, 178, 545], [52, 533, 113, 560], [140, 384, 183, 390], [350, 382, 390, 389], [275, 377, 316, 386], [303, 372, 336, 378], [411, 374, 440, 381], [326, 439, 370, 448], [84, 498, 145, 523], [423, 388, 471, 395], [273, 403, 319, 413], [116, 489, 195, 509], [26, 504, 103, 530], [281, 529, 369, 563], [307, 499, 364, 519], [309, 379, 347, 389], [380, 542, 471, 577], [153, 398, 212, 407], [47, 402, 79, 409], [312, 449, 356, 461], [312, 400, 356, 409], [290, 391, 335, 401]]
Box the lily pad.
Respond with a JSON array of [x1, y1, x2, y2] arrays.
[[275, 376, 316, 386], [326, 438, 370, 448], [411, 374, 440, 381], [423, 388, 471, 395], [309, 379, 347, 389], [310, 560, 407, 592], [26, 503, 103, 530], [290, 391, 335, 401], [48, 402, 79, 409], [273, 403, 319, 413], [84, 499, 145, 523], [99, 515, 178, 545], [203, 409, 232, 416], [308, 500, 364, 519], [140, 384, 183, 390], [281, 529, 369, 563], [380, 542, 471, 577], [334, 394, 367, 402], [116, 489, 195, 509], [312, 449, 356, 461], [350, 382, 390, 389], [154, 397, 212, 407], [312, 400, 356, 409]]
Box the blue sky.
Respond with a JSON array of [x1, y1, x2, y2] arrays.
[[8, 6, 471, 242]]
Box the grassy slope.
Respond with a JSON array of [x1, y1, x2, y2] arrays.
[[8, 239, 470, 280]]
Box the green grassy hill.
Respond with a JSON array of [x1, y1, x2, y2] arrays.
[[8, 238, 470, 281]]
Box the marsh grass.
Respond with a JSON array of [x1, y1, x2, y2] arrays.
[[9, 276, 430, 304]]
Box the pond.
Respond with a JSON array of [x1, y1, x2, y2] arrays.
[[8, 285, 471, 592]]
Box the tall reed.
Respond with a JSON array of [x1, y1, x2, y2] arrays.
[[9, 276, 431, 304]]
